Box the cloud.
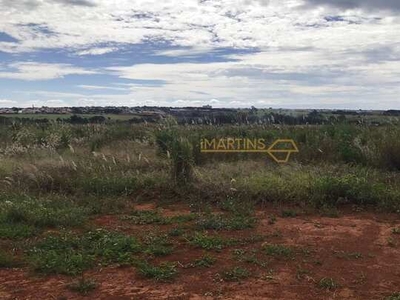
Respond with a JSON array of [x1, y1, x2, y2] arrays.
[[1, 0, 400, 109], [105, 47, 400, 109], [52, 0, 97, 7], [76, 47, 117, 56], [0, 62, 97, 80], [0, 99, 17, 105], [302, 0, 400, 11], [77, 85, 127, 91]]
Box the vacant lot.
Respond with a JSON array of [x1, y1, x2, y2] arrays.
[[0, 118, 399, 299]]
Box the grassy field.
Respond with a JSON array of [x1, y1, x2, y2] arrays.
[[0, 117, 399, 299]]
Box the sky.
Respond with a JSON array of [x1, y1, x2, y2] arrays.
[[0, 0, 400, 109]]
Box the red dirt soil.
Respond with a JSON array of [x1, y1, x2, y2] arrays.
[[1, 204, 400, 300]]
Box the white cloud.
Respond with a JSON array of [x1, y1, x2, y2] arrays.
[[1, 0, 399, 53], [77, 85, 127, 91], [1, 0, 400, 108], [0, 99, 17, 105], [76, 47, 117, 56], [0, 62, 96, 80]]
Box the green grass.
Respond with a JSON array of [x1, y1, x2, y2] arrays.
[[122, 210, 195, 225], [220, 267, 250, 282], [392, 228, 400, 235], [123, 209, 167, 225], [334, 251, 363, 260], [67, 277, 97, 295], [0, 250, 18, 268], [0, 223, 37, 239], [232, 249, 267, 267], [187, 232, 238, 250], [143, 233, 174, 256], [28, 230, 142, 275], [194, 254, 216, 268], [195, 212, 256, 231], [262, 244, 294, 259], [0, 194, 88, 229], [136, 261, 178, 281], [386, 293, 400, 300], [281, 210, 298, 218], [317, 277, 339, 290]]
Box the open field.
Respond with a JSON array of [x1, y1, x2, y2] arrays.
[[0, 117, 400, 299]]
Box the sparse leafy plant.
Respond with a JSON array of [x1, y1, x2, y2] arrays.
[[262, 244, 294, 259], [194, 254, 216, 268], [67, 276, 97, 295], [318, 277, 339, 290], [136, 261, 177, 281], [220, 267, 250, 282]]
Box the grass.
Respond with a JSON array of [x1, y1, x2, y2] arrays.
[[281, 209, 298, 218], [0, 223, 37, 239], [123, 209, 167, 225], [262, 244, 294, 259], [334, 251, 363, 260], [2, 119, 400, 296], [232, 249, 267, 267], [220, 267, 250, 282], [194, 254, 217, 268], [195, 212, 256, 230], [122, 210, 195, 225], [67, 276, 98, 295], [0, 194, 88, 229], [317, 277, 339, 290], [0, 250, 18, 268], [143, 233, 174, 256], [136, 261, 178, 281], [392, 228, 400, 235], [187, 232, 238, 251], [28, 230, 142, 275], [386, 293, 400, 300]]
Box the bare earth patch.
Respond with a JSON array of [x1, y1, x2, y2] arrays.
[[1, 204, 399, 300]]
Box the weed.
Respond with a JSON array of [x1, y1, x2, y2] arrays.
[[296, 267, 311, 280], [196, 212, 256, 231], [317, 277, 339, 290], [281, 210, 297, 218], [386, 293, 400, 300], [188, 232, 237, 250], [0, 250, 18, 268], [28, 230, 142, 275], [388, 237, 398, 248], [168, 227, 185, 237], [220, 267, 250, 282], [136, 261, 177, 281], [262, 244, 294, 259], [0, 223, 37, 239], [268, 214, 277, 225], [67, 276, 97, 295], [143, 233, 174, 256], [392, 228, 400, 235], [335, 251, 363, 259], [194, 254, 216, 268]]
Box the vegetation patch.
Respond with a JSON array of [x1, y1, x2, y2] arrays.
[[67, 277, 98, 295], [136, 261, 178, 281], [262, 243, 294, 259], [188, 232, 238, 250], [196, 212, 256, 231], [220, 267, 250, 282], [317, 277, 339, 290], [28, 229, 141, 275], [194, 254, 217, 268]]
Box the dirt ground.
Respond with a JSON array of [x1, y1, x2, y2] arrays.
[[1, 203, 400, 300]]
